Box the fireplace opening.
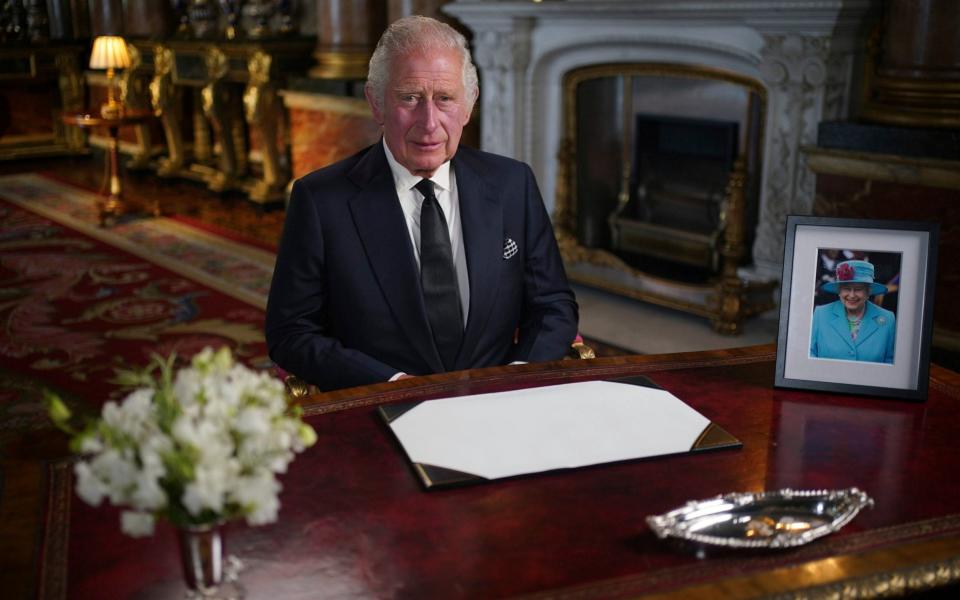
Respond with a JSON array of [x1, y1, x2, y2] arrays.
[[555, 63, 775, 332], [564, 64, 763, 285]]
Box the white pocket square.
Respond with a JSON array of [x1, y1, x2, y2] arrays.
[[503, 238, 518, 260]]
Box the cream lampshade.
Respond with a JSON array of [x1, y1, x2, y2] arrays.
[[89, 36, 132, 119]]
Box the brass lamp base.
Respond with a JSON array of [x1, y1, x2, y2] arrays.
[[100, 101, 124, 120]]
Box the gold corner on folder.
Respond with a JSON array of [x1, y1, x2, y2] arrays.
[[691, 422, 741, 451]]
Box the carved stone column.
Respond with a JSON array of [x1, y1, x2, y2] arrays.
[[311, 0, 386, 79], [468, 17, 531, 160], [751, 34, 850, 280]]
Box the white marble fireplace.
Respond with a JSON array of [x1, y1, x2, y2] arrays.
[[445, 0, 875, 281]]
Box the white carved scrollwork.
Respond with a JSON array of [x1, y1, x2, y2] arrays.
[[752, 34, 835, 278], [470, 19, 531, 159]]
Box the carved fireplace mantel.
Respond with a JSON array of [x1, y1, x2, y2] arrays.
[[445, 0, 876, 285]]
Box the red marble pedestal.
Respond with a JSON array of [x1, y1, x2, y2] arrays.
[[281, 90, 381, 181]]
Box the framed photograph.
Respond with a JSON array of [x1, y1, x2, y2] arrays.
[[775, 216, 939, 400]]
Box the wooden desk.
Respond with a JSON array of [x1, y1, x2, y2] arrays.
[[62, 110, 156, 225], [33, 346, 960, 597]]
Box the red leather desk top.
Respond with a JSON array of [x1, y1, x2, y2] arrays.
[[42, 345, 960, 598]]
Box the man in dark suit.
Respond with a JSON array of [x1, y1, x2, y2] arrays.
[[266, 16, 578, 391]]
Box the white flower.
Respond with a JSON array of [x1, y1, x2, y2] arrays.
[[235, 406, 270, 437], [74, 462, 107, 506], [181, 459, 240, 516], [102, 388, 155, 442], [231, 471, 281, 526], [173, 369, 203, 409], [139, 433, 172, 471], [130, 468, 166, 511], [121, 510, 155, 537], [89, 448, 138, 505], [64, 346, 316, 538], [78, 434, 103, 454]]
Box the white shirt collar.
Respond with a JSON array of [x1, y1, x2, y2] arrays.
[[382, 139, 452, 195]]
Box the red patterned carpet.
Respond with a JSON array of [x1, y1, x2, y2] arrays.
[[0, 174, 274, 437]]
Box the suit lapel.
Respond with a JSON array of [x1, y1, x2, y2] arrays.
[[347, 144, 443, 372], [453, 151, 502, 369], [827, 302, 856, 351], [854, 302, 881, 347]]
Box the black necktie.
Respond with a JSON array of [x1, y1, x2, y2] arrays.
[[415, 179, 463, 370]]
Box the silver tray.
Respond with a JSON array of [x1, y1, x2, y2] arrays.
[[646, 487, 873, 549]]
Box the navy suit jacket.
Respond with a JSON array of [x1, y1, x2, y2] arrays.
[[265, 143, 579, 391]]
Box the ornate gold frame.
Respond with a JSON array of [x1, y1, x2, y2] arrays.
[[555, 63, 776, 334]]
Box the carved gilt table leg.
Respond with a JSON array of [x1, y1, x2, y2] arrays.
[[103, 124, 125, 225], [231, 97, 248, 177], [192, 89, 212, 165], [202, 47, 239, 192], [712, 158, 748, 335], [118, 44, 152, 173], [56, 52, 85, 152], [150, 45, 184, 177], [244, 51, 284, 202]]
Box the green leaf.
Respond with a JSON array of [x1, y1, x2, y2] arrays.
[[45, 392, 71, 423], [298, 423, 317, 448]]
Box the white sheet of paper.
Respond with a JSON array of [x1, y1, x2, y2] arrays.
[[388, 380, 712, 480]]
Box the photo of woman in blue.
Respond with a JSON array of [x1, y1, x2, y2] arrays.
[[810, 258, 897, 364]]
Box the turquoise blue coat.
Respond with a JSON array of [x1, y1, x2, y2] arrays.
[[810, 300, 896, 364]]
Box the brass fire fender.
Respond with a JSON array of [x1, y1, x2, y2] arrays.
[[554, 63, 777, 334]]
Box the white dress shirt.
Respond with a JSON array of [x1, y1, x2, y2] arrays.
[[383, 140, 470, 325]]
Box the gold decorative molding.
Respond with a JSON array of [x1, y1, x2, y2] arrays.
[[755, 550, 960, 600], [803, 146, 960, 191], [309, 50, 371, 80], [37, 459, 72, 600]]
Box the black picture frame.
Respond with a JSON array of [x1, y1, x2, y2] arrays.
[[775, 216, 939, 400]]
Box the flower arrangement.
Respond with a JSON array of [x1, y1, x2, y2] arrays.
[[47, 347, 316, 538]]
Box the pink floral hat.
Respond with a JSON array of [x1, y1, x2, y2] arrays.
[[822, 259, 888, 296]]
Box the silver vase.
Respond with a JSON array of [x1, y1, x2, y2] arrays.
[[176, 525, 245, 599]]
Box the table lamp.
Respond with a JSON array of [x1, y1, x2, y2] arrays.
[[89, 35, 132, 119]]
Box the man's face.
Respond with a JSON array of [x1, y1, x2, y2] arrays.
[[367, 48, 471, 177], [839, 283, 869, 314]]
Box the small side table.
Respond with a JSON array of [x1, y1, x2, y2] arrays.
[[62, 109, 156, 225]]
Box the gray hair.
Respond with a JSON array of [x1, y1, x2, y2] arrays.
[[366, 15, 479, 113]]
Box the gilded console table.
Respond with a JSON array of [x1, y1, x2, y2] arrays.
[[0, 43, 86, 160], [130, 38, 314, 204]]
